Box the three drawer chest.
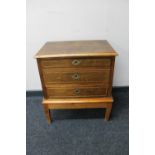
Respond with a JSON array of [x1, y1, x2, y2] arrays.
[[35, 40, 118, 123]]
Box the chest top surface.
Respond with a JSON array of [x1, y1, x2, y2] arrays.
[[35, 40, 118, 58]]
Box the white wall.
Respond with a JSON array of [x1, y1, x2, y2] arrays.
[[26, 0, 129, 90]]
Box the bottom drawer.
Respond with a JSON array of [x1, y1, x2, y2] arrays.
[[46, 84, 108, 98]]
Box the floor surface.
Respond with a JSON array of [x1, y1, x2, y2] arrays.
[[27, 88, 129, 155]]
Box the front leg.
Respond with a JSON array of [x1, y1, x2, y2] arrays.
[[43, 104, 52, 124], [105, 103, 112, 121]]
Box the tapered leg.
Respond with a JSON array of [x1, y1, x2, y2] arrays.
[[43, 105, 52, 124], [105, 103, 112, 121]]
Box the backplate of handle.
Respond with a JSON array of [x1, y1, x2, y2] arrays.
[[74, 89, 80, 95], [72, 59, 81, 66], [72, 73, 80, 80]]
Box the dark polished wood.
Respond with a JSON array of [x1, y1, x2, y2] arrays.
[[40, 57, 112, 68], [35, 40, 118, 123], [46, 83, 108, 98], [42, 68, 111, 84]]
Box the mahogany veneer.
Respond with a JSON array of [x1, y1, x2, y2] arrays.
[[35, 40, 118, 123]]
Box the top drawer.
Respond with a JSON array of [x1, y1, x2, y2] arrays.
[[40, 58, 111, 68]]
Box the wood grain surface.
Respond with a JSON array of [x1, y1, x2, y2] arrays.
[[35, 40, 118, 58], [40, 57, 112, 68], [42, 68, 111, 85], [35, 40, 117, 122]]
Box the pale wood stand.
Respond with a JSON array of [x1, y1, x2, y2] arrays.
[[43, 97, 113, 124]]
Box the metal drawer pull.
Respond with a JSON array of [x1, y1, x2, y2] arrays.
[[74, 89, 80, 94], [72, 59, 81, 66], [72, 73, 80, 80]]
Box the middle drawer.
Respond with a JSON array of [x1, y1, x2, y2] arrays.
[[42, 68, 111, 85]]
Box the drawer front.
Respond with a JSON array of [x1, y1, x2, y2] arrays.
[[43, 68, 110, 84], [46, 84, 108, 98], [41, 58, 111, 68]]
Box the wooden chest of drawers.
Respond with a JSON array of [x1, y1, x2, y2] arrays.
[[35, 40, 118, 123]]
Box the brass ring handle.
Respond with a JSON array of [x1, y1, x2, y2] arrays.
[[72, 59, 81, 66], [74, 89, 80, 94], [72, 73, 80, 80]]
